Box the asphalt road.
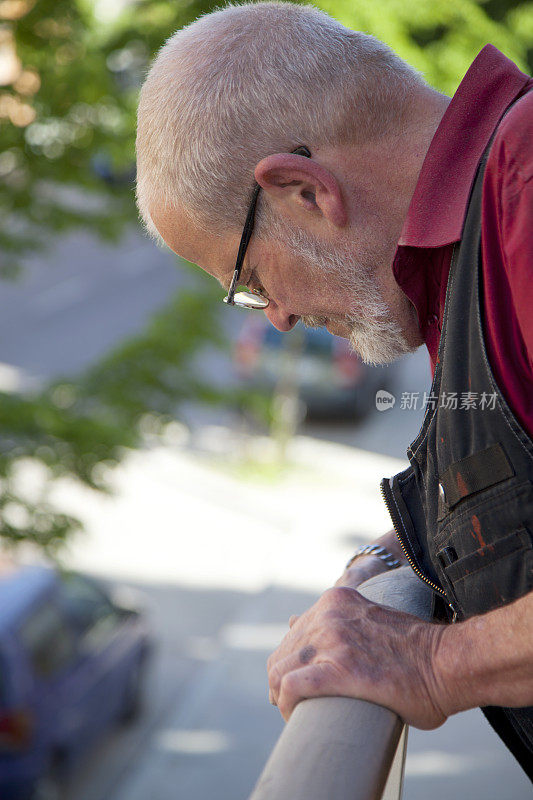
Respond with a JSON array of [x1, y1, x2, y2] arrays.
[[3, 229, 531, 799], [0, 228, 183, 383], [0, 224, 430, 461]]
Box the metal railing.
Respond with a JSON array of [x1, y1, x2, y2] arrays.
[[249, 566, 434, 800]]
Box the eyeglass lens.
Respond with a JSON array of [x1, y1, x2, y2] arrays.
[[232, 290, 269, 309]]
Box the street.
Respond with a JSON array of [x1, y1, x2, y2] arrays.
[[2, 229, 531, 799]]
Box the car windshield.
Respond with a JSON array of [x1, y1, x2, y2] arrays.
[[58, 573, 115, 634]]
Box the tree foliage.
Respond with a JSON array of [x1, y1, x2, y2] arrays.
[[319, 0, 532, 94], [0, 0, 531, 552], [1, 0, 532, 270], [0, 271, 241, 552]]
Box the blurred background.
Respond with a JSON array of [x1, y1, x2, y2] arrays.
[[0, 1, 532, 798]]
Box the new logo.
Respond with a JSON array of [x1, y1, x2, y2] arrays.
[[375, 390, 396, 411]]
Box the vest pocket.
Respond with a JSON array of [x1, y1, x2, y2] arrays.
[[438, 443, 514, 517], [440, 526, 533, 618], [433, 479, 533, 618]]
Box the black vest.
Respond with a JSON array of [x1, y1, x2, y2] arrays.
[[381, 125, 533, 779]]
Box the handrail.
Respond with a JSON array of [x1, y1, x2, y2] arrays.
[[249, 566, 435, 800]]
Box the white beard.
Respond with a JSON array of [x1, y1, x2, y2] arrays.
[[265, 219, 415, 365]]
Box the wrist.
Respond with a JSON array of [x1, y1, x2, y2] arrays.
[[431, 618, 489, 716], [336, 554, 390, 588], [345, 543, 402, 571]]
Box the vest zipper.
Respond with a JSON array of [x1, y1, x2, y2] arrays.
[[380, 478, 457, 623]]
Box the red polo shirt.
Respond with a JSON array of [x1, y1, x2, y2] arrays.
[[393, 45, 533, 436]]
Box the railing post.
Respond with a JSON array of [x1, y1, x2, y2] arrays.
[[249, 566, 435, 800]]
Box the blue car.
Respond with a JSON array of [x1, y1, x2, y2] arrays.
[[0, 563, 152, 799]]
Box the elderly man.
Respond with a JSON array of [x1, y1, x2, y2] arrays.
[[136, 2, 533, 778]]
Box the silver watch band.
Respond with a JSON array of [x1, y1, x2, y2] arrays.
[[345, 544, 401, 571]]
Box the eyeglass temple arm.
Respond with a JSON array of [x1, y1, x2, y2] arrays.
[[225, 184, 261, 304], [226, 145, 311, 303]]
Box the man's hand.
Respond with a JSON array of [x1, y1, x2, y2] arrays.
[[267, 585, 448, 729]]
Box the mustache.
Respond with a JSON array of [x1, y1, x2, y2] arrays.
[[301, 314, 329, 329]]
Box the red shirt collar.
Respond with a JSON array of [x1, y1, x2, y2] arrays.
[[398, 45, 530, 249]]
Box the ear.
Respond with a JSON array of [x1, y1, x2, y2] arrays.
[[254, 152, 347, 228]]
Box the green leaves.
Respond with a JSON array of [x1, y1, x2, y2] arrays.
[[1, 0, 531, 553], [318, 0, 530, 93], [0, 270, 232, 552], [2, 0, 531, 269]]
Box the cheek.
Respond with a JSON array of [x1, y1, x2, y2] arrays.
[[260, 253, 294, 305], [258, 244, 324, 312]]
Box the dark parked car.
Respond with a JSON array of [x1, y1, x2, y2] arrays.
[[234, 319, 390, 420], [0, 562, 152, 800]]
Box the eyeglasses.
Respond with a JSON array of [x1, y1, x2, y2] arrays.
[[223, 145, 311, 310]]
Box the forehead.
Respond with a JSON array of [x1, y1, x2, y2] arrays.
[[149, 205, 238, 286]]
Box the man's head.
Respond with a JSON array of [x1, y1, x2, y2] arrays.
[[136, 2, 448, 363]]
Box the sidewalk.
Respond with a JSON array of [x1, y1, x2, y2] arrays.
[[57, 427, 401, 593], [46, 428, 531, 800]]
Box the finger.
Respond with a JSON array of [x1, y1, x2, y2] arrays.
[[277, 662, 342, 721], [288, 614, 300, 628], [268, 642, 318, 694], [268, 659, 283, 701]]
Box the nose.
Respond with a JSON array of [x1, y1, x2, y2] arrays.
[[263, 301, 300, 332]]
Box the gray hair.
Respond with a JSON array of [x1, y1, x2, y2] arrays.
[[136, 1, 425, 238]]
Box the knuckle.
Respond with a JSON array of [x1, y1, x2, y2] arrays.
[[321, 586, 354, 609], [320, 588, 340, 610]]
